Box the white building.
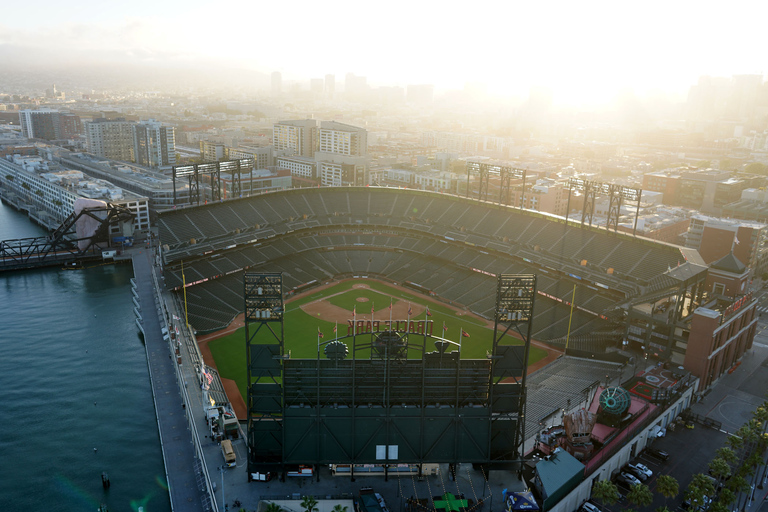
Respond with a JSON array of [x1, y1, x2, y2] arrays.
[[318, 121, 367, 157], [276, 156, 317, 179], [85, 118, 135, 162], [228, 146, 273, 169], [316, 121, 368, 186], [272, 119, 317, 158], [0, 155, 150, 234], [133, 119, 176, 168]]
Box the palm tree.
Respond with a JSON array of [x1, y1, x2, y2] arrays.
[[592, 479, 620, 510], [684, 474, 715, 512], [301, 496, 319, 512], [715, 447, 737, 466], [655, 475, 679, 509], [332, 506, 348, 512], [708, 458, 731, 488], [717, 488, 736, 506], [708, 503, 728, 512], [627, 483, 653, 509], [265, 503, 284, 512]]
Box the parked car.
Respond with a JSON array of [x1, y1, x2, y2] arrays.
[[683, 495, 711, 511], [625, 465, 649, 481], [646, 447, 670, 461], [618, 472, 642, 486], [581, 502, 601, 512], [628, 462, 653, 479]]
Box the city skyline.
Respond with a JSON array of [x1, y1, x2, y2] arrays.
[[2, 0, 766, 107]]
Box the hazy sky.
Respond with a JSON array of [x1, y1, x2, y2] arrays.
[[2, 0, 765, 106]]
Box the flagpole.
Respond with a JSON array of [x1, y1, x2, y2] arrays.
[[565, 284, 577, 353], [389, 297, 393, 330], [372, 301, 375, 324]]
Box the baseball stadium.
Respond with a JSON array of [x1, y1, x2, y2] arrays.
[[156, 185, 694, 475]]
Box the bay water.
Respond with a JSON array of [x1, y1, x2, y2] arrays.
[[0, 201, 171, 511]]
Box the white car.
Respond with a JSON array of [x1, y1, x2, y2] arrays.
[[582, 503, 601, 512], [619, 472, 642, 486], [628, 462, 653, 479]]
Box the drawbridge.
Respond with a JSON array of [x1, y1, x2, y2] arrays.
[[0, 203, 134, 271]]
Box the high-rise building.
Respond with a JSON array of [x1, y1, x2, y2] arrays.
[[271, 72, 282, 96], [85, 118, 135, 162], [227, 146, 274, 169], [133, 119, 176, 168], [18, 109, 80, 141], [272, 119, 318, 158], [318, 121, 367, 157], [315, 121, 368, 186], [200, 140, 226, 162]]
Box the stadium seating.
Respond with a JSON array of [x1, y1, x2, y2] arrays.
[[158, 187, 689, 335]]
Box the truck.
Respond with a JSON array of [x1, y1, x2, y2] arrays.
[[221, 439, 236, 468]]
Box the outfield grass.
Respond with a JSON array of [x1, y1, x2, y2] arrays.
[[208, 280, 548, 401]]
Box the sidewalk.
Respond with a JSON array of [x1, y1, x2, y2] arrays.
[[690, 342, 768, 435]]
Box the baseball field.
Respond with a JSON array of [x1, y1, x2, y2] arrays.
[[200, 279, 551, 403]]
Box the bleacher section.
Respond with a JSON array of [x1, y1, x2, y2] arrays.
[[525, 356, 625, 443], [158, 187, 691, 335]]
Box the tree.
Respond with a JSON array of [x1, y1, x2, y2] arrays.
[[726, 474, 749, 494], [655, 475, 679, 508], [301, 496, 318, 512], [726, 434, 744, 452], [708, 502, 728, 512], [685, 474, 715, 512], [696, 160, 711, 169], [691, 474, 716, 497], [715, 447, 737, 466], [592, 479, 621, 509], [332, 506, 348, 512], [708, 458, 732, 485], [265, 503, 284, 512], [718, 488, 736, 506], [627, 483, 654, 509]]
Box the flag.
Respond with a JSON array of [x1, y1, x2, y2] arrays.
[[318, 327, 324, 339], [443, 322, 448, 332], [461, 329, 470, 338], [353, 306, 356, 317], [389, 298, 393, 311], [333, 325, 337, 333], [408, 303, 412, 316], [371, 305, 375, 315], [172, 314, 180, 320], [426, 305, 432, 317]]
